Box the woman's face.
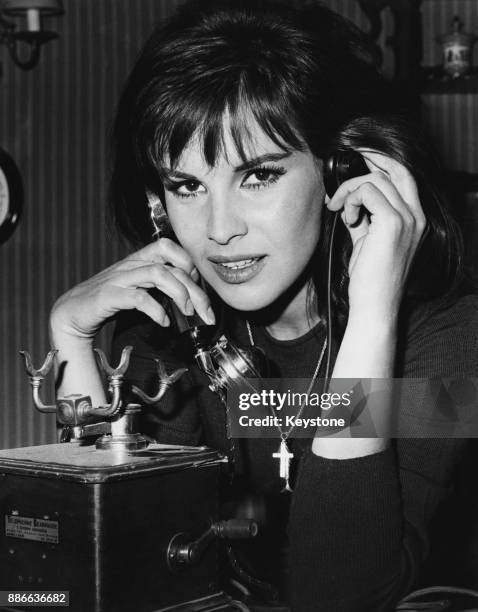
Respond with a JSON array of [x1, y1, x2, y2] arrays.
[[162, 121, 325, 312]]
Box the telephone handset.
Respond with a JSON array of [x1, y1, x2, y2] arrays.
[[168, 298, 265, 404], [323, 150, 370, 198]]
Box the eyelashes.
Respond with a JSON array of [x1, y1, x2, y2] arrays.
[[163, 164, 287, 199], [162, 178, 203, 198], [243, 164, 286, 189]]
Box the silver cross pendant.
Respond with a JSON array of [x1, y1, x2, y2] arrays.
[[273, 438, 294, 493]]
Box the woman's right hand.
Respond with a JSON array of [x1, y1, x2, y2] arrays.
[[50, 238, 215, 342]]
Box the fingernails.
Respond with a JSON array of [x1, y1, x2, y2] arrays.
[[185, 299, 194, 316], [161, 314, 170, 327], [205, 306, 216, 326], [191, 267, 200, 282]]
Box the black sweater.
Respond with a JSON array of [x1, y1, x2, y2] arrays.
[[111, 293, 478, 611]]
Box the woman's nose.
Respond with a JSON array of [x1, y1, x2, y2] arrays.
[[206, 195, 247, 245]]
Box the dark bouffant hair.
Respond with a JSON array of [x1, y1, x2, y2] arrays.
[[109, 0, 464, 331]]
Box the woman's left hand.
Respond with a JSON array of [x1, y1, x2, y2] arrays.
[[326, 151, 427, 324]]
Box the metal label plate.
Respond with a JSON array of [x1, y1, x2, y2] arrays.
[[5, 515, 59, 544]]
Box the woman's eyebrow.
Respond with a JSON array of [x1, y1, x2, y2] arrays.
[[158, 152, 292, 180], [157, 168, 196, 181], [234, 152, 292, 172]]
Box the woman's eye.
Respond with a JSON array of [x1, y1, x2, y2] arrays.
[[242, 166, 286, 189], [171, 180, 205, 198]]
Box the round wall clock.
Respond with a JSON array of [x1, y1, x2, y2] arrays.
[[0, 147, 23, 245]]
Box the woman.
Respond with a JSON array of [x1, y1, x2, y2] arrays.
[[50, 1, 478, 609]]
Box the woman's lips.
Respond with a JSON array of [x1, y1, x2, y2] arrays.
[[209, 256, 266, 284]]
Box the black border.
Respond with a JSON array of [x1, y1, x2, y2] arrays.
[[0, 147, 23, 245]]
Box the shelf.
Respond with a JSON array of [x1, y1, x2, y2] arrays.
[[417, 66, 478, 94], [420, 74, 478, 94]]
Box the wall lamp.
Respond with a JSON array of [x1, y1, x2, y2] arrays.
[[0, 0, 63, 70]]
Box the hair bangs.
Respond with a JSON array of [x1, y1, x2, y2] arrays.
[[137, 75, 306, 189], [228, 83, 307, 160]]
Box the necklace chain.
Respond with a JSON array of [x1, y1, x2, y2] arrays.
[[245, 320, 327, 438], [245, 320, 327, 493]]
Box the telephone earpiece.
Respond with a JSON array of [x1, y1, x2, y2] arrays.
[[322, 150, 370, 380], [323, 150, 370, 198]]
